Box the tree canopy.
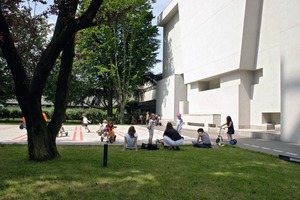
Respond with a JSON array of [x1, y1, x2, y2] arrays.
[[75, 0, 160, 123]]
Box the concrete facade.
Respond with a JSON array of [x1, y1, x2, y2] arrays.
[[155, 0, 300, 143]]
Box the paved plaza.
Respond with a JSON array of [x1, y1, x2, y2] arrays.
[[1, 124, 300, 161], [0, 124, 195, 145]]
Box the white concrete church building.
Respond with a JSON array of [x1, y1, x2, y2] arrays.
[[152, 0, 300, 143]]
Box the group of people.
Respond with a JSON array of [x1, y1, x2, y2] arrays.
[[96, 119, 117, 143], [146, 112, 183, 144], [145, 112, 161, 126], [81, 112, 235, 150], [143, 114, 235, 150], [81, 113, 117, 143], [192, 115, 235, 148]]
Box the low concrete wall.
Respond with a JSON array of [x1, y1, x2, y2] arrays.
[[182, 114, 221, 129]]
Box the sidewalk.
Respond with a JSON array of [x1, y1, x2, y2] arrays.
[[0, 124, 299, 160]]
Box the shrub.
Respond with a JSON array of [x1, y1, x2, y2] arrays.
[[0, 107, 122, 124], [10, 109, 22, 119], [0, 108, 10, 118]]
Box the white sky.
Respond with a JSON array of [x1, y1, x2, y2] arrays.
[[151, 0, 172, 74], [36, 0, 172, 74]]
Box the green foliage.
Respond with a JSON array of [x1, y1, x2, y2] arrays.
[[75, 0, 160, 123], [10, 109, 22, 118], [65, 109, 84, 121], [0, 108, 11, 118], [0, 59, 15, 105], [0, 107, 23, 119], [0, 107, 119, 124], [0, 145, 300, 199], [44, 61, 89, 106]]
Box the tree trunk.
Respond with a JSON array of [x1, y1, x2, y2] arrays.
[[118, 92, 126, 124], [107, 88, 113, 117], [27, 121, 59, 161], [24, 99, 59, 161]]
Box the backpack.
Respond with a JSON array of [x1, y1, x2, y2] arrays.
[[141, 143, 159, 150]]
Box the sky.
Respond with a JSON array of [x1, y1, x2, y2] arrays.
[[151, 0, 172, 74], [35, 0, 173, 74]]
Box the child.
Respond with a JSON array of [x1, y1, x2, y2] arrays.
[[57, 123, 68, 137], [82, 113, 91, 133], [222, 115, 235, 141], [97, 119, 107, 136], [147, 114, 155, 144], [145, 111, 150, 125], [105, 121, 116, 143], [192, 128, 212, 148], [21, 117, 26, 129], [176, 113, 183, 135]]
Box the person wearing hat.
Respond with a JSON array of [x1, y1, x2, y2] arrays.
[[192, 128, 212, 148], [176, 113, 183, 135]]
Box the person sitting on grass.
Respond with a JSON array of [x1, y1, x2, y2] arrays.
[[163, 122, 184, 150], [123, 126, 138, 151], [192, 128, 212, 148]]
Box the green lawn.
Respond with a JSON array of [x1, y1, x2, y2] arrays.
[[0, 144, 299, 200]]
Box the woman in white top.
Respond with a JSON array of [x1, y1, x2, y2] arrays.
[[123, 126, 138, 151]]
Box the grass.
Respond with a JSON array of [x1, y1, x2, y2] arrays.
[[0, 144, 299, 200]]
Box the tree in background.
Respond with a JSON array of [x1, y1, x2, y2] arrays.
[[0, 0, 103, 161], [76, 0, 160, 123], [44, 59, 93, 108], [0, 58, 14, 105]]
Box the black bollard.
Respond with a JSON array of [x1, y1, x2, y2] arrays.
[[103, 143, 108, 167]]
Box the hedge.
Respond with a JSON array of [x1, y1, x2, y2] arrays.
[[0, 107, 118, 124]]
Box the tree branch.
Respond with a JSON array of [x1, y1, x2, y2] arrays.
[[0, 10, 30, 111], [29, 0, 103, 97]]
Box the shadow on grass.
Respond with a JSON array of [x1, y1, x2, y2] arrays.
[[0, 145, 299, 199]]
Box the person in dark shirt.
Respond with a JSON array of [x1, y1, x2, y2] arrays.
[[222, 115, 235, 141], [163, 122, 184, 150]]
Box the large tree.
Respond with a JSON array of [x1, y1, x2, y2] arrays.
[[76, 0, 160, 123], [0, 0, 103, 161]]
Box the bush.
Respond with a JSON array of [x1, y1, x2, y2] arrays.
[[0, 107, 122, 124], [65, 108, 109, 124], [65, 109, 83, 121], [0, 108, 10, 118], [10, 109, 22, 119]]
